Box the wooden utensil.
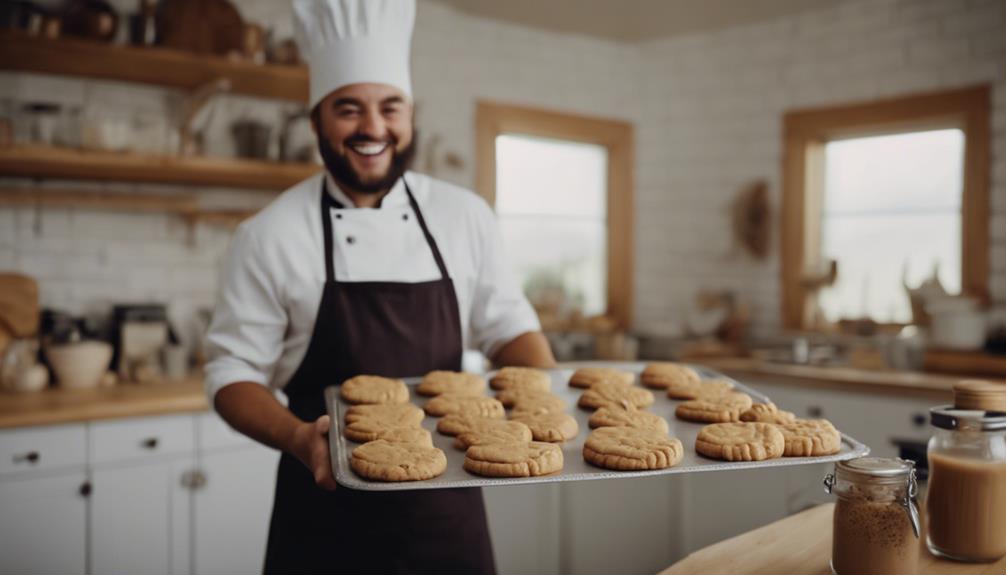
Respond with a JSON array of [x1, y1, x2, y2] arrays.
[[0, 273, 39, 338]]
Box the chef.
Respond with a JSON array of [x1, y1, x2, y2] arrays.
[[203, 0, 555, 572]]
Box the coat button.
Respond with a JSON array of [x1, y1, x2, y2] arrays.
[[346, 236, 355, 245], [335, 213, 342, 219], [402, 214, 408, 221]]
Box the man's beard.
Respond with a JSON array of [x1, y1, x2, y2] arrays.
[[317, 130, 417, 195]]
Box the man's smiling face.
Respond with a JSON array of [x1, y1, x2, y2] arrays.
[[313, 83, 416, 195]]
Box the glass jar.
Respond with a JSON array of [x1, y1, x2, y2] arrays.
[[926, 405, 1006, 562], [824, 457, 920, 575]]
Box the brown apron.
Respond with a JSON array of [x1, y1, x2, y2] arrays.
[[262, 178, 496, 574]]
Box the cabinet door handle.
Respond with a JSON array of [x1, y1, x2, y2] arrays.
[[13, 451, 40, 464], [912, 413, 927, 428], [141, 437, 159, 450], [181, 470, 208, 490], [807, 406, 824, 418], [79, 481, 92, 498]]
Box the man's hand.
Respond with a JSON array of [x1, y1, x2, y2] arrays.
[[291, 415, 338, 491], [214, 383, 338, 490]]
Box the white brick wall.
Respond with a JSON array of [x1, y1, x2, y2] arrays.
[[633, 0, 1006, 334], [1, 0, 1004, 337]]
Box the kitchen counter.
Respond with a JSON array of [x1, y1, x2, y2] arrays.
[[2, 359, 997, 429], [661, 503, 1006, 575], [698, 357, 1001, 401], [0, 376, 208, 429]]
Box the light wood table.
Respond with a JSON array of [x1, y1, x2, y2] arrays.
[[661, 503, 1006, 575]]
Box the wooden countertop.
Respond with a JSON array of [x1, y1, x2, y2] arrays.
[[0, 377, 209, 429], [1, 359, 998, 429], [661, 503, 1006, 575], [698, 357, 1002, 400]]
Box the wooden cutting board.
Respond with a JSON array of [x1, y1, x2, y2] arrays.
[[0, 273, 39, 337]]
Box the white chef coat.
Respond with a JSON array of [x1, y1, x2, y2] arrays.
[[203, 170, 540, 401]]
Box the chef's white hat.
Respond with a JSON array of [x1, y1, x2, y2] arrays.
[[293, 0, 415, 108]]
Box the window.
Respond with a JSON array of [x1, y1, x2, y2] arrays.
[[818, 129, 964, 323], [495, 134, 609, 316], [476, 102, 634, 328], [782, 86, 990, 329]]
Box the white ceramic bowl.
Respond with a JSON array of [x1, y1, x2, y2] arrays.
[[929, 310, 987, 351], [46, 341, 113, 390]]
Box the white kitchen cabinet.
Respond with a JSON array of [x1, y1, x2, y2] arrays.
[[0, 412, 283, 575], [558, 474, 684, 575], [0, 423, 89, 575], [90, 457, 194, 575], [89, 415, 197, 575], [0, 471, 88, 575], [192, 414, 279, 575], [0, 423, 87, 476], [483, 483, 561, 575]]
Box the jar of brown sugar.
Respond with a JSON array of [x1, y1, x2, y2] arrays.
[[926, 380, 1006, 562], [824, 457, 920, 575]]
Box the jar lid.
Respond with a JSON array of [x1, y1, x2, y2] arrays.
[[954, 380, 1006, 412], [835, 457, 914, 481], [931, 405, 1006, 431]]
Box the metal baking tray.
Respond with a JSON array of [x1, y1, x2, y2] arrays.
[[326, 361, 869, 491]]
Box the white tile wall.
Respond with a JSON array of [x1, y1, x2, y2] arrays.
[[633, 0, 1006, 334], [1, 0, 1004, 336]]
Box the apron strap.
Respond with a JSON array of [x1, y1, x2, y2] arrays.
[[320, 181, 336, 283], [319, 176, 451, 284], [402, 178, 450, 280]]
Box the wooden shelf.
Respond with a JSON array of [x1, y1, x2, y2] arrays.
[[0, 186, 259, 228], [0, 145, 320, 191], [0, 185, 197, 212], [0, 30, 308, 102]]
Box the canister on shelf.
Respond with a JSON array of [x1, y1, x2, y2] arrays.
[[823, 457, 920, 575]]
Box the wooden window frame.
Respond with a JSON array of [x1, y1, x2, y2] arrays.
[[781, 85, 991, 330], [475, 101, 635, 329]]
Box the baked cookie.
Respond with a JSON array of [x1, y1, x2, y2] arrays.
[[695, 422, 785, 461], [489, 367, 552, 393], [437, 413, 488, 436], [588, 403, 669, 434], [344, 404, 424, 443], [496, 388, 567, 415], [373, 427, 434, 447], [509, 412, 579, 442], [578, 381, 655, 410], [416, 370, 486, 397], [739, 402, 797, 425], [340, 375, 410, 405], [350, 440, 447, 482], [674, 392, 753, 423], [423, 394, 505, 418], [463, 442, 564, 477], [640, 362, 700, 390], [568, 367, 634, 389], [582, 427, 684, 471], [779, 419, 842, 456], [666, 378, 735, 401], [344, 403, 424, 425], [344, 410, 426, 443], [453, 420, 533, 450]]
